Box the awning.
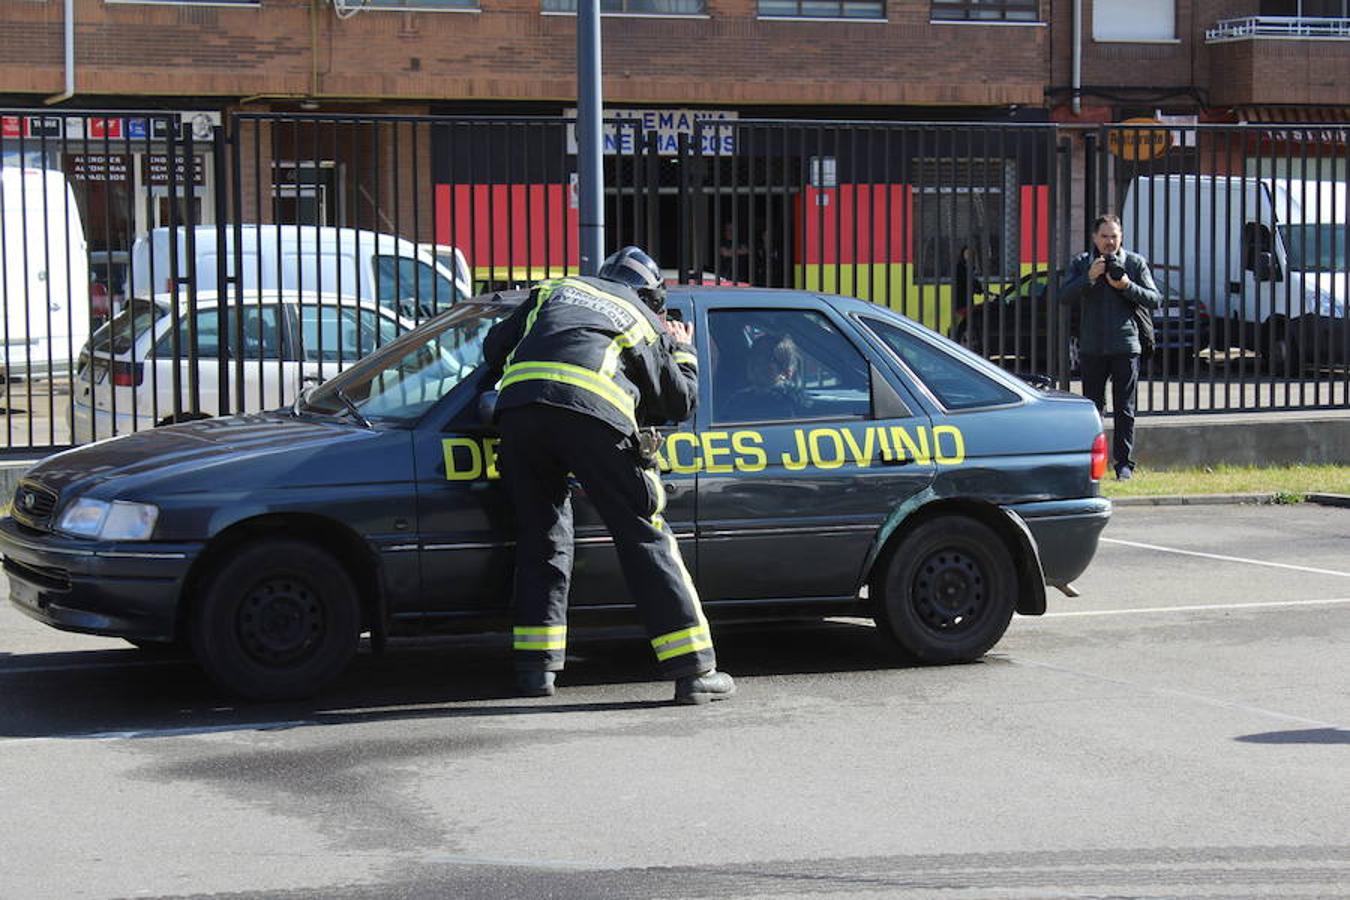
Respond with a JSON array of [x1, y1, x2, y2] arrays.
[[1236, 105, 1350, 124]]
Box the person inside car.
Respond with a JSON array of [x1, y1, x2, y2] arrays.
[[722, 332, 805, 422]]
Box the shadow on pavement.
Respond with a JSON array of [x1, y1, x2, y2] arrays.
[[0, 618, 920, 740], [1235, 727, 1350, 745]]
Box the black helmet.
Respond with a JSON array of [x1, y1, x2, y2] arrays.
[[598, 245, 666, 313]]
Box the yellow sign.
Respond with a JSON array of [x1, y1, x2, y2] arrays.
[[1106, 118, 1172, 161]]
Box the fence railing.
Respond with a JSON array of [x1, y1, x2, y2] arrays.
[[1206, 16, 1350, 42], [1, 111, 1346, 452]]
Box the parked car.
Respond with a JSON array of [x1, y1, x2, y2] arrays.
[[951, 269, 1210, 374], [68, 290, 418, 443], [132, 224, 473, 323], [1, 168, 91, 381], [5, 286, 1110, 700]]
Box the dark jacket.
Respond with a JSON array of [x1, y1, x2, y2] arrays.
[[1059, 249, 1162, 356], [482, 275, 698, 437]]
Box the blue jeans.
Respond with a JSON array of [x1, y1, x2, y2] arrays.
[[1081, 353, 1139, 472]]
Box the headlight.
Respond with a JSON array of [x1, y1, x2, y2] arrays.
[[56, 498, 159, 541]]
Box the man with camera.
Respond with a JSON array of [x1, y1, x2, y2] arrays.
[[1060, 214, 1161, 480]]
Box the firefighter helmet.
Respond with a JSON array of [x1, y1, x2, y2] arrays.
[[598, 245, 666, 313]]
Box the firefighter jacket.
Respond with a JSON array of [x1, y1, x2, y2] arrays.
[[482, 276, 699, 437]]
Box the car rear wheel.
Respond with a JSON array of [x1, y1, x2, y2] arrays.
[[190, 540, 360, 700], [873, 515, 1017, 664]]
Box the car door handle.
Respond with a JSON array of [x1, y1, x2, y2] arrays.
[[879, 457, 916, 467]]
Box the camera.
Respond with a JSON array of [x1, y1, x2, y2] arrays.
[[1107, 260, 1126, 282]]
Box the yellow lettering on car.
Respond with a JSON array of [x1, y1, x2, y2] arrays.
[[443, 437, 484, 481], [443, 424, 967, 480], [892, 426, 931, 465], [933, 425, 966, 465], [666, 432, 703, 474], [731, 430, 767, 472], [701, 431, 735, 474]]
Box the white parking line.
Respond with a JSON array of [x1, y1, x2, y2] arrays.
[[1042, 597, 1350, 618], [1101, 537, 1350, 579]]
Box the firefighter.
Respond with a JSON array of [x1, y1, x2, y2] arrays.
[[482, 246, 736, 705]]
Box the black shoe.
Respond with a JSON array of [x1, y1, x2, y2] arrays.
[[515, 669, 556, 698], [674, 669, 735, 705], [1116, 466, 1134, 481]]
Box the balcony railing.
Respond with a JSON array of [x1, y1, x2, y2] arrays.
[[1206, 16, 1350, 42]]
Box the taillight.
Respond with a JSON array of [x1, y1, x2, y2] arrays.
[[1196, 299, 1210, 320], [1090, 432, 1108, 481], [111, 361, 143, 387]]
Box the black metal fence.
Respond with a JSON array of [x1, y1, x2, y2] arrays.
[[1, 110, 1345, 451]]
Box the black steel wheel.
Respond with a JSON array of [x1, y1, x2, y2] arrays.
[[190, 540, 360, 700], [873, 515, 1017, 664]]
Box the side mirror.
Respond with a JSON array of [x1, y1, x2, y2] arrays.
[[477, 389, 498, 424], [301, 373, 323, 386]]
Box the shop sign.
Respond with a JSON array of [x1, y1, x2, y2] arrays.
[[565, 108, 737, 156], [1106, 117, 1172, 161], [1, 116, 63, 140], [143, 153, 206, 187], [64, 152, 133, 183]]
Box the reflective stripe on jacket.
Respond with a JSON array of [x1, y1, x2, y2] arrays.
[[482, 276, 698, 436]]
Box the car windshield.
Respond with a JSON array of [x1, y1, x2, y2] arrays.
[[299, 301, 510, 424], [88, 298, 167, 356], [1279, 224, 1347, 273]]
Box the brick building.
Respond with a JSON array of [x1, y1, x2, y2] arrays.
[[1, 0, 1344, 286]]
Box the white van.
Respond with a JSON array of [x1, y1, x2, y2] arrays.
[[1123, 175, 1347, 368], [130, 224, 473, 322], [1, 168, 91, 380]]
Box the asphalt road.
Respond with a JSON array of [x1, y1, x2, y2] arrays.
[[0, 504, 1346, 899]]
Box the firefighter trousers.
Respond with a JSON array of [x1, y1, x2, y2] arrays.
[[497, 405, 716, 679]]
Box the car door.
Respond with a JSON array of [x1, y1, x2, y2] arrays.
[[694, 298, 935, 602]]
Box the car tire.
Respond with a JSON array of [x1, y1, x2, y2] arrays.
[[873, 515, 1017, 665], [190, 540, 361, 701]]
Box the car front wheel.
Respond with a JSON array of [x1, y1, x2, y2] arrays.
[[873, 515, 1017, 664], [190, 539, 360, 700]]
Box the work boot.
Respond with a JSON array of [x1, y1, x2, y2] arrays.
[[674, 669, 736, 705], [515, 669, 556, 698]]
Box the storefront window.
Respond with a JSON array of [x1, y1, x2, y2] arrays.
[[930, 0, 1040, 21], [758, 0, 884, 16], [542, 0, 706, 12]]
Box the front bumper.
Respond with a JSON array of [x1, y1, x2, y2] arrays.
[[1005, 497, 1112, 589], [0, 516, 201, 641]]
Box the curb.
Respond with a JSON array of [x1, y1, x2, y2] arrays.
[[1110, 492, 1350, 508]]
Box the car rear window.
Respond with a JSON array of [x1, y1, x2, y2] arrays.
[[90, 299, 166, 356], [862, 317, 1020, 411]]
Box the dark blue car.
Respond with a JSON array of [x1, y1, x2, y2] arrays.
[[1, 287, 1111, 699]]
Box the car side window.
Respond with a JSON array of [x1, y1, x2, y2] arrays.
[[152, 305, 283, 362], [863, 317, 1019, 411], [709, 309, 871, 425], [300, 306, 399, 364], [376, 255, 458, 318]]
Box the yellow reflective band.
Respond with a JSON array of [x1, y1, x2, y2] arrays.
[[643, 469, 666, 516], [504, 282, 558, 370], [673, 350, 698, 367], [651, 623, 714, 661], [651, 624, 710, 648], [600, 321, 656, 378], [514, 625, 566, 651], [501, 361, 637, 428]]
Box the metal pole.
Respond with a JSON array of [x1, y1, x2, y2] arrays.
[[577, 0, 605, 275]]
